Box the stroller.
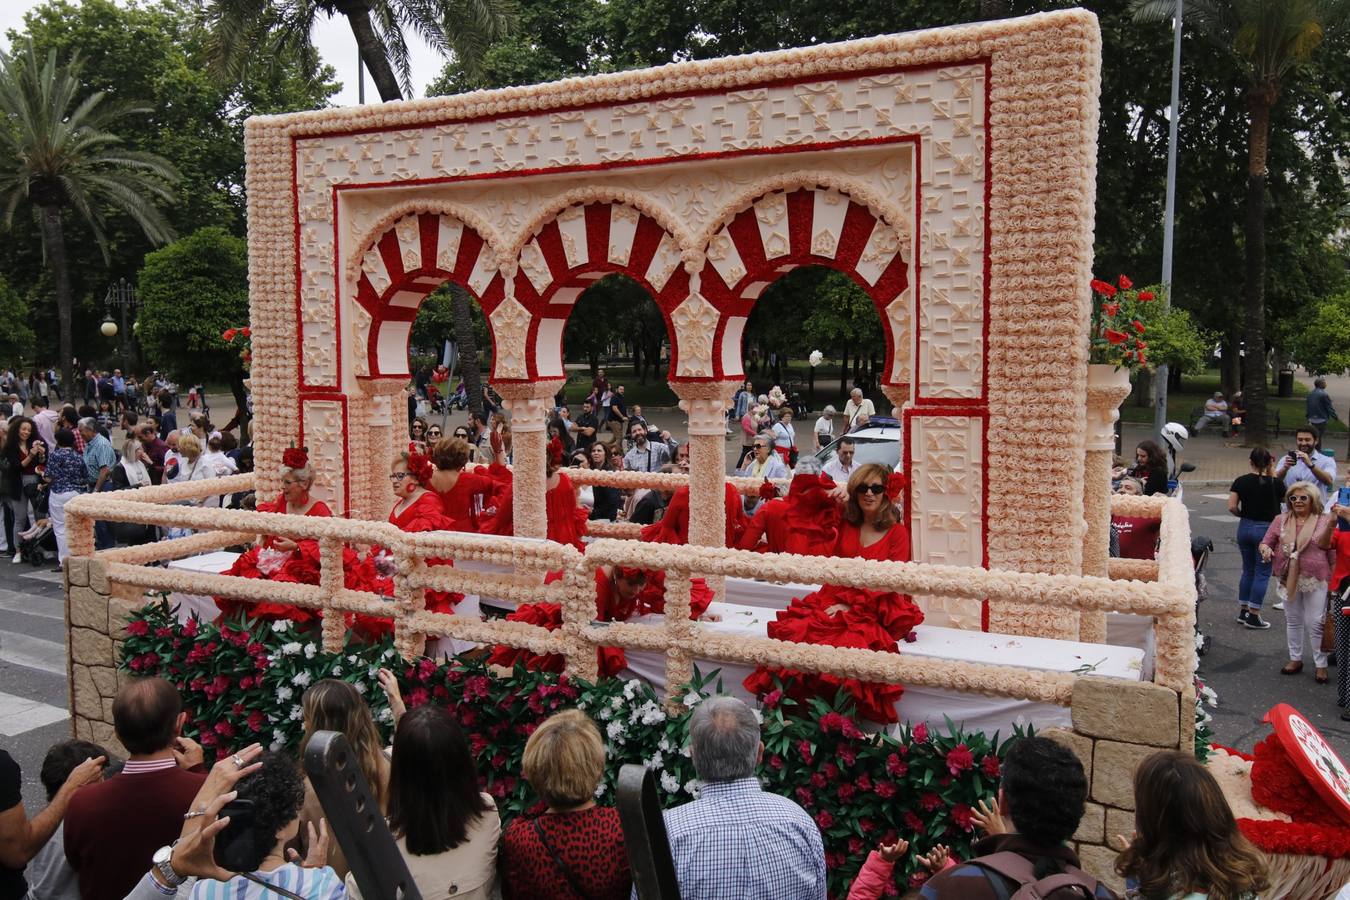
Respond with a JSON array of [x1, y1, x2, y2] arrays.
[[17, 488, 56, 567]]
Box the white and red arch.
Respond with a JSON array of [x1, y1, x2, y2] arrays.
[[355, 211, 506, 381], [695, 185, 911, 383]]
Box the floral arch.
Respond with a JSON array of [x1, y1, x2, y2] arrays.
[[247, 9, 1103, 634]]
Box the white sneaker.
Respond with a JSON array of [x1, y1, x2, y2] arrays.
[[11, 551, 21, 564], [1272, 601, 1285, 611]]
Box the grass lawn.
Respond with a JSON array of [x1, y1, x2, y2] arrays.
[[1118, 372, 1346, 438]]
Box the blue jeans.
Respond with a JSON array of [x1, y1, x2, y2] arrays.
[[1236, 517, 1273, 609]]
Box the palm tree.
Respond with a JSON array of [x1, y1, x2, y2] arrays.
[[1133, 0, 1350, 445], [0, 42, 178, 394], [203, 0, 514, 103]]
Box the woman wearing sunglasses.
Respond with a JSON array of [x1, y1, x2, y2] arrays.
[[374, 451, 462, 633], [744, 462, 923, 723], [1260, 481, 1334, 681]]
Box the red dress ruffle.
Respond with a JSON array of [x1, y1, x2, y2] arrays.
[[735, 473, 840, 555], [478, 465, 588, 551], [743, 521, 922, 723], [216, 498, 386, 627], [354, 491, 464, 640], [640, 483, 747, 547], [487, 569, 713, 676]]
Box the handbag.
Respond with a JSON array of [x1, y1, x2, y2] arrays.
[[1322, 589, 1338, 654]]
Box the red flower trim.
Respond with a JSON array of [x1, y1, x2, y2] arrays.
[[759, 480, 779, 500], [1238, 818, 1350, 860], [1251, 733, 1340, 823], [886, 471, 908, 501]]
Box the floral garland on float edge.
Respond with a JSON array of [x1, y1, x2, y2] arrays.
[[122, 598, 1024, 895]]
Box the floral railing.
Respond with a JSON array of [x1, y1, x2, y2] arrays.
[[65, 476, 1195, 706]]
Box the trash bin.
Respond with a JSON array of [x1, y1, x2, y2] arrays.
[[1278, 369, 1295, 398]]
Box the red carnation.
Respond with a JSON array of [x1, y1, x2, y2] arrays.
[[240, 327, 251, 337], [282, 447, 308, 470], [886, 471, 907, 501], [246, 710, 266, 733], [886, 753, 909, 778], [952, 803, 976, 831], [946, 743, 975, 775], [1118, 274, 1133, 290], [768, 754, 784, 771], [814, 810, 834, 830], [1138, 290, 1155, 302], [222, 328, 237, 342], [1132, 320, 1146, 334], [1104, 328, 1128, 345], [126, 619, 150, 636], [913, 722, 929, 743], [904, 810, 924, 832], [874, 780, 897, 799], [759, 480, 779, 501], [919, 791, 943, 812], [1090, 279, 1117, 297], [795, 786, 813, 807], [981, 755, 1001, 778]]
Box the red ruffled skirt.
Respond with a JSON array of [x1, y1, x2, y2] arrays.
[[485, 602, 626, 677], [743, 585, 924, 724]]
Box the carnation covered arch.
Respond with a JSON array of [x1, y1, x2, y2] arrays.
[[247, 9, 1104, 634]]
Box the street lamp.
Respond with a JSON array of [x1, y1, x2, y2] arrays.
[[103, 278, 138, 368]]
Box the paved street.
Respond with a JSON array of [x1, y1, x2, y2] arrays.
[[2, 462, 1348, 815]]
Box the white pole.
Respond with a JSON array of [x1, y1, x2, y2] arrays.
[[1155, 0, 1183, 440]]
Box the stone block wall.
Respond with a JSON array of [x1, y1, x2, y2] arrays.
[[65, 558, 134, 756], [1046, 676, 1192, 891]]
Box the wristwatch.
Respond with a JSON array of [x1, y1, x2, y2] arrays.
[[152, 844, 187, 888]]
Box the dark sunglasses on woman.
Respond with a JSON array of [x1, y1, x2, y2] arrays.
[[859, 483, 887, 495]]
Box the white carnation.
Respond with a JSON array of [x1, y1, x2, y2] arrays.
[[809, 350, 823, 367], [378, 707, 393, 722], [347, 654, 359, 664], [331, 665, 342, 676], [659, 771, 680, 794], [288, 704, 303, 721], [271, 620, 292, 633], [610, 696, 623, 710], [292, 671, 312, 688], [304, 643, 317, 659], [281, 642, 302, 656], [683, 779, 700, 797], [276, 686, 293, 702], [594, 781, 608, 798], [682, 691, 702, 708], [606, 720, 626, 742], [353, 681, 366, 694]]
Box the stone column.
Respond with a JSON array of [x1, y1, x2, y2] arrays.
[[674, 382, 738, 549], [1081, 365, 1132, 643], [362, 382, 407, 521], [497, 380, 564, 540]]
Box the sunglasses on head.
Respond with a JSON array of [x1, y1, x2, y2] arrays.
[[858, 483, 887, 496]]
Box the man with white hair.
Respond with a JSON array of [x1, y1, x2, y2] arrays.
[[813, 405, 835, 450], [663, 696, 825, 900], [842, 388, 874, 430]]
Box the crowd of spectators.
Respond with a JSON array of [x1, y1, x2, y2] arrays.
[[1, 676, 1279, 900]]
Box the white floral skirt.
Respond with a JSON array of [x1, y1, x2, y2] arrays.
[[1276, 576, 1327, 601]]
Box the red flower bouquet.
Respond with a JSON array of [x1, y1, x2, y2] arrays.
[[1090, 274, 1154, 372]]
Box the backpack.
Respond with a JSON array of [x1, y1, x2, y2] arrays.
[[971, 852, 1113, 900]]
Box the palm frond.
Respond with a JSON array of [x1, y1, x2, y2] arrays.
[[372, 3, 416, 99], [435, 0, 517, 80]]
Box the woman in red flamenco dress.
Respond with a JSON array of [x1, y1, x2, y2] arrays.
[[358, 450, 465, 640], [734, 456, 840, 556], [427, 436, 498, 531], [743, 462, 923, 723], [639, 481, 747, 547], [478, 435, 588, 551], [216, 448, 383, 627]]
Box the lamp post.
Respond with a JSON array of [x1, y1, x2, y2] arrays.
[[102, 277, 138, 369], [1154, 0, 1183, 442]]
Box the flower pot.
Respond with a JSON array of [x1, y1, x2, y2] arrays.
[[1085, 364, 1132, 453]]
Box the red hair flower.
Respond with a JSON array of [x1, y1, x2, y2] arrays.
[[281, 447, 308, 470], [1090, 279, 1117, 297], [1138, 290, 1155, 302], [1104, 328, 1128, 345], [407, 451, 434, 486], [886, 471, 908, 501], [1118, 274, 1133, 290], [759, 480, 779, 501], [615, 566, 647, 583]]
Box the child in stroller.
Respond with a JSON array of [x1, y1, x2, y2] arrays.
[[17, 486, 56, 567]]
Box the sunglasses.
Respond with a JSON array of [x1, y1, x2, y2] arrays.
[[428, 429, 442, 437], [1290, 495, 1311, 502], [858, 483, 887, 496]]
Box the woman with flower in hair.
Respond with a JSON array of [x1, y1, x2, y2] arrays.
[[371, 449, 462, 637], [217, 448, 348, 627], [744, 462, 922, 723], [428, 436, 498, 531]]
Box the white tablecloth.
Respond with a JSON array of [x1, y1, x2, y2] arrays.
[[166, 552, 1152, 734]]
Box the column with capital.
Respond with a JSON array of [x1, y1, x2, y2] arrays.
[[496, 380, 564, 539], [359, 381, 410, 521], [674, 381, 738, 550], [1080, 364, 1133, 642]]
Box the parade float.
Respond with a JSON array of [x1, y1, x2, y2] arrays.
[[53, 8, 1280, 893]]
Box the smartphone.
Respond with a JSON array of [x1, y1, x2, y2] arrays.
[[1339, 487, 1350, 531], [212, 798, 255, 868]]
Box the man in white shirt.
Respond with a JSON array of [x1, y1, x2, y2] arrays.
[[813, 406, 835, 450], [623, 422, 671, 472], [822, 437, 858, 484], [842, 388, 875, 430], [1277, 426, 1338, 502], [1193, 391, 1230, 434], [771, 409, 797, 465]]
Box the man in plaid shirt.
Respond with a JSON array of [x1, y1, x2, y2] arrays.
[[662, 696, 826, 900]]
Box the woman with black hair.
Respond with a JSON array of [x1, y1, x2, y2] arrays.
[[585, 442, 621, 523], [1228, 447, 1284, 630], [189, 752, 341, 900], [3, 415, 46, 560], [346, 705, 499, 900]]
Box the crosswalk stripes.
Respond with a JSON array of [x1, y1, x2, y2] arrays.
[[0, 630, 66, 677], [0, 689, 67, 737], [0, 569, 72, 738]]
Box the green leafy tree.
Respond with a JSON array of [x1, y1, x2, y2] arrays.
[[0, 40, 178, 393], [1138, 297, 1212, 375], [0, 277, 35, 368], [1134, 0, 1350, 444], [204, 0, 514, 103], [1288, 290, 1350, 376], [136, 227, 251, 417]]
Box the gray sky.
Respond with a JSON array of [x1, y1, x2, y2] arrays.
[[0, 0, 447, 108]]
